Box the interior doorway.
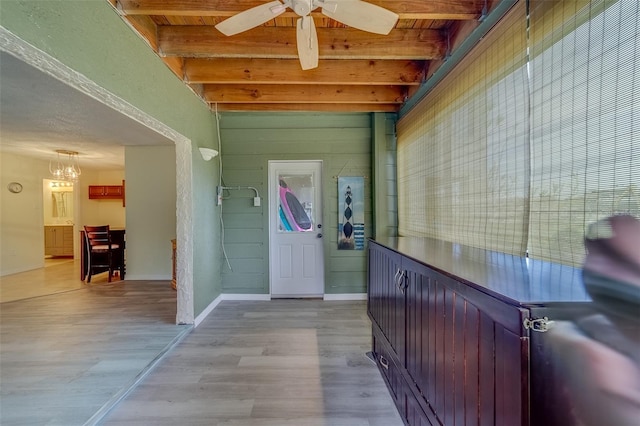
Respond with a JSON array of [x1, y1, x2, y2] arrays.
[[3, 28, 193, 323], [42, 179, 76, 260]]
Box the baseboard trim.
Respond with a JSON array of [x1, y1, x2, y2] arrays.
[[123, 275, 172, 281], [194, 293, 365, 327], [323, 293, 367, 301], [222, 294, 271, 301], [193, 294, 223, 327], [193, 294, 271, 327]]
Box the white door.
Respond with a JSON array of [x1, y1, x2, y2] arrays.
[[269, 160, 324, 297]]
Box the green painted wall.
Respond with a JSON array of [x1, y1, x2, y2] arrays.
[[1, 0, 399, 306], [0, 1, 211, 139], [1, 0, 222, 317], [372, 113, 399, 239], [192, 149, 223, 315], [218, 112, 383, 295]]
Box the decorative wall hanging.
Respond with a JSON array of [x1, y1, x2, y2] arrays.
[[338, 176, 365, 250]]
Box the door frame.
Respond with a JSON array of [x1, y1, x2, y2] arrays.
[[3, 30, 194, 324], [268, 160, 325, 298]]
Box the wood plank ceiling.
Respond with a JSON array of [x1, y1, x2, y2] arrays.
[[109, 0, 489, 112]]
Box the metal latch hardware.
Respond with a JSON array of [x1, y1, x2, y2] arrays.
[[523, 317, 555, 332], [395, 269, 408, 294]]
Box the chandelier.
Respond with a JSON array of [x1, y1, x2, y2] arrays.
[[49, 150, 81, 182]]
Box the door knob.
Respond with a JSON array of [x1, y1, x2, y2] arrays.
[[317, 233, 323, 238]]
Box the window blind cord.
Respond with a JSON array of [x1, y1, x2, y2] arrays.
[[215, 102, 233, 271]]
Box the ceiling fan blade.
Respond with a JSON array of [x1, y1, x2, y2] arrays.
[[215, 1, 286, 36], [296, 16, 319, 70], [322, 0, 398, 35]]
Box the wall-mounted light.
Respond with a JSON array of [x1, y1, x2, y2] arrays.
[[50, 181, 74, 188], [199, 147, 219, 161]]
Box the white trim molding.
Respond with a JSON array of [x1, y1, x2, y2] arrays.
[[124, 275, 173, 281], [194, 293, 367, 327], [323, 293, 367, 301], [222, 294, 272, 301], [1, 27, 195, 325], [194, 295, 223, 327], [194, 293, 271, 327]]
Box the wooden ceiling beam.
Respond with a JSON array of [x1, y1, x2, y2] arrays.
[[213, 103, 400, 112], [184, 58, 425, 85], [122, 15, 160, 50], [117, 0, 483, 20], [202, 84, 406, 103], [158, 26, 444, 59]]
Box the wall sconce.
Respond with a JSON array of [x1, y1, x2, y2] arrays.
[[199, 148, 219, 161], [50, 181, 74, 188]]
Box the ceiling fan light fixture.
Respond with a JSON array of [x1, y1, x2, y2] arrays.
[[270, 4, 287, 14], [291, 0, 314, 16], [318, 0, 337, 13], [297, 15, 319, 70], [321, 1, 399, 35], [215, 0, 287, 36], [215, 0, 398, 70]]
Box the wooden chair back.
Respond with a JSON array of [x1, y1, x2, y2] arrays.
[[83, 225, 120, 282], [84, 225, 113, 251]]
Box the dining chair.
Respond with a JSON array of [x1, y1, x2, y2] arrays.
[[83, 225, 120, 283]]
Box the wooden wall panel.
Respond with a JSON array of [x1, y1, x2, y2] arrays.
[[393, 264, 406, 360], [496, 327, 528, 425], [419, 276, 431, 397], [426, 273, 438, 406], [220, 112, 376, 294], [372, 112, 399, 239], [464, 304, 480, 426], [368, 242, 402, 347], [453, 293, 466, 426], [478, 311, 496, 426], [443, 287, 456, 425], [434, 280, 447, 418], [405, 269, 417, 373]]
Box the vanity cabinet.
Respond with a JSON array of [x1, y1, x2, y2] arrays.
[[368, 237, 594, 426], [44, 225, 73, 256]]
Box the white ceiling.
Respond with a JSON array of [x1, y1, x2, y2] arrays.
[[0, 51, 174, 170]]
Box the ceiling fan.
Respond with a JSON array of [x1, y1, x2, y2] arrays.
[[215, 0, 399, 70]]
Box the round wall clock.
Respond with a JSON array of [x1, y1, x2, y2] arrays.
[[7, 182, 23, 193]]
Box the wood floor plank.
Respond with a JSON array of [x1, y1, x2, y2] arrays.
[[2, 263, 403, 425], [103, 300, 404, 426], [0, 273, 185, 426]]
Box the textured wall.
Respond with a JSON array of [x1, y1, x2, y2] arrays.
[[1, 0, 220, 321]]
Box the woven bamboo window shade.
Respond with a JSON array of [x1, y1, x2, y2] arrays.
[[397, 1, 529, 256], [528, 0, 639, 265], [397, 0, 639, 266]]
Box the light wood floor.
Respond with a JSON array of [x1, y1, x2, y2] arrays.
[[1, 262, 403, 426], [102, 300, 404, 426], [0, 258, 86, 303], [0, 262, 187, 426]]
